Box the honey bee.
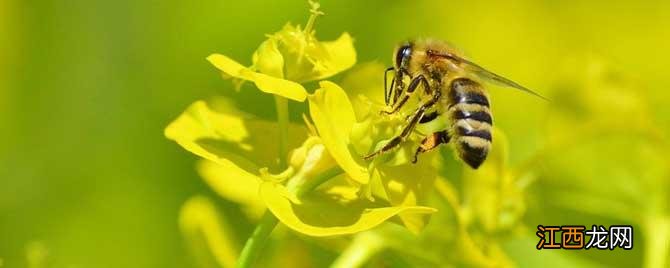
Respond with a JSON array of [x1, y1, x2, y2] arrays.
[[364, 39, 546, 169]]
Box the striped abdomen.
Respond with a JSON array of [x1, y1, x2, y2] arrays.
[[447, 78, 492, 169]]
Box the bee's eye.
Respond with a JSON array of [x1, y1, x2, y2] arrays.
[[395, 44, 412, 68]]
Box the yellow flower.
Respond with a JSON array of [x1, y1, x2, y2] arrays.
[[307, 81, 369, 184], [328, 128, 531, 267], [164, 97, 307, 219], [306, 79, 440, 234], [166, 4, 458, 267], [206, 1, 356, 102], [165, 92, 436, 236], [165, 75, 441, 235]]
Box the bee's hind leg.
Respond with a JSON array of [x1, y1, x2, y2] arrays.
[[381, 74, 430, 115], [412, 130, 450, 163]]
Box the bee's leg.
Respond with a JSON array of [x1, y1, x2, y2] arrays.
[[384, 67, 395, 106], [382, 74, 429, 115], [412, 130, 450, 163], [419, 111, 440, 123], [365, 97, 438, 160], [392, 69, 409, 104]]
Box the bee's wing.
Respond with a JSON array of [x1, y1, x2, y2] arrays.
[[437, 53, 549, 101]]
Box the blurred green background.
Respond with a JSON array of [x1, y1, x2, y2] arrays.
[[2, 0, 669, 267]]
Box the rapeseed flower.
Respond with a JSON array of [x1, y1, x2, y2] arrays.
[[165, 2, 443, 267], [206, 0, 355, 102]]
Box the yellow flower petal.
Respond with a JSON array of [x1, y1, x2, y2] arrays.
[[197, 160, 265, 219], [270, 21, 356, 83], [179, 196, 239, 268], [165, 100, 254, 170], [242, 70, 307, 102], [259, 180, 436, 236], [288, 136, 337, 183], [207, 53, 250, 79], [312, 32, 356, 81], [253, 39, 285, 78], [376, 160, 438, 234], [165, 99, 306, 173], [207, 54, 307, 102], [340, 62, 387, 119], [308, 81, 369, 184]]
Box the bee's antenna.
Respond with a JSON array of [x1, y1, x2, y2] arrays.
[[384, 67, 394, 105]]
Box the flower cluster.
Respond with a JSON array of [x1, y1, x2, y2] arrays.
[[166, 2, 529, 267], [166, 0, 436, 247]]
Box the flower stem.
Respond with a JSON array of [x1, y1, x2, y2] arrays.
[[236, 96, 290, 268], [236, 211, 278, 268], [294, 166, 343, 197], [235, 169, 342, 268], [237, 95, 343, 267]]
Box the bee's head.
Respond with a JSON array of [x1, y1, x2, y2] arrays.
[[385, 41, 414, 106], [394, 42, 413, 71]]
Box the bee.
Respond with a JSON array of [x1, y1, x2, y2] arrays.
[[364, 39, 546, 169]]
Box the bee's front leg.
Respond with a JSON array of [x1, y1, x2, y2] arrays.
[[365, 96, 437, 160], [381, 74, 430, 115]]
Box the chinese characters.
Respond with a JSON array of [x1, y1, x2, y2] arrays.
[[536, 225, 633, 250]]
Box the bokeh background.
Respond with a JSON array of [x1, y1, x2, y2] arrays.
[[1, 0, 669, 267]]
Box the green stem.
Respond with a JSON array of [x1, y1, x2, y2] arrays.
[[236, 168, 342, 268], [236, 167, 343, 268], [237, 93, 344, 267], [236, 212, 279, 268], [274, 96, 290, 169], [294, 166, 343, 197], [236, 96, 290, 268]]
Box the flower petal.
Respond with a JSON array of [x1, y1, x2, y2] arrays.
[[197, 160, 265, 219], [312, 32, 357, 81], [242, 70, 307, 102], [308, 81, 369, 184], [253, 39, 285, 78], [207, 53, 250, 79], [165, 99, 307, 173], [340, 62, 387, 119], [179, 196, 239, 268], [259, 179, 436, 236], [207, 54, 307, 101], [375, 160, 438, 234]]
